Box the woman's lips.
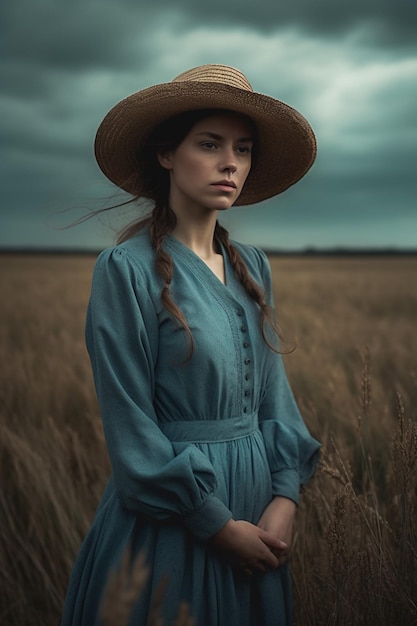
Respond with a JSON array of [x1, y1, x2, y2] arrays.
[[211, 180, 237, 191]]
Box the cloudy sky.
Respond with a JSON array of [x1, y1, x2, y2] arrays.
[[2, 0, 416, 251]]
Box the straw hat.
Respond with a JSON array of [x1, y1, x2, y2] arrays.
[[94, 64, 317, 205]]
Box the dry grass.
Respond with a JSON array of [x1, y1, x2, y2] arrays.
[[0, 252, 416, 625]]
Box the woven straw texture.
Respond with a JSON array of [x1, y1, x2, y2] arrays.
[[94, 64, 316, 205]]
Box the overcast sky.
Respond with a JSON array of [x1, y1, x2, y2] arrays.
[[1, 0, 417, 251]]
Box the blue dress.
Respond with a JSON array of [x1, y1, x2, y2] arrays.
[[61, 229, 320, 626]]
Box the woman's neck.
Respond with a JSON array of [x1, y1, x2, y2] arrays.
[[168, 207, 226, 284], [170, 211, 219, 260]]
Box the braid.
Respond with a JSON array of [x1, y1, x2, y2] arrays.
[[110, 108, 281, 358], [149, 204, 194, 358], [118, 211, 282, 357], [215, 223, 283, 352]]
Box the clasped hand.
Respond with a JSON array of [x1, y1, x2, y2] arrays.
[[209, 497, 296, 576]]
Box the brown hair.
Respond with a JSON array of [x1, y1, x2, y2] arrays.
[[115, 109, 283, 358]]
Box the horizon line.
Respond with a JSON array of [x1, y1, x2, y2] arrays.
[[1, 245, 417, 257]]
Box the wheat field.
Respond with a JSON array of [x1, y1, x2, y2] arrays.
[[0, 252, 416, 626]]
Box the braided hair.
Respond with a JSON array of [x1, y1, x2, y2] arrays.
[[116, 109, 283, 357]]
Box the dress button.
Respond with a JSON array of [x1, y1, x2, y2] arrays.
[[243, 407, 248, 413], [243, 342, 249, 349], [241, 326, 247, 333], [244, 390, 250, 397], [245, 358, 251, 365], [237, 310, 243, 317], [245, 374, 249, 381]]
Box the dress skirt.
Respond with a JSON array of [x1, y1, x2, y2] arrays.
[[61, 413, 293, 626]]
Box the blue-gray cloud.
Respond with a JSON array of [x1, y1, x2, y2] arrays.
[[1, 0, 416, 249]]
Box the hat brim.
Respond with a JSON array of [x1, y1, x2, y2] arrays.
[[94, 81, 317, 206]]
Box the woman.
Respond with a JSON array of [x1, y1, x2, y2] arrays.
[[61, 64, 321, 626]]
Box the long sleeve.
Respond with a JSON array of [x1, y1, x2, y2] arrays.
[[85, 247, 232, 540], [255, 248, 321, 505]]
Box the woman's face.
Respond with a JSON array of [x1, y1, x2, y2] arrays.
[[158, 111, 254, 215]]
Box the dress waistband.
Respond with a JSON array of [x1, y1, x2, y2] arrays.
[[159, 412, 259, 443]]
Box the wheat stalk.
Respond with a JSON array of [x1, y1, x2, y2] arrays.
[[99, 547, 196, 626]]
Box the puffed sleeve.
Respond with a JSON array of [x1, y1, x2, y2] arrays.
[[255, 248, 321, 505], [85, 247, 232, 540]]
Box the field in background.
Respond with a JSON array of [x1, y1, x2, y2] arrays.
[[0, 253, 416, 625]]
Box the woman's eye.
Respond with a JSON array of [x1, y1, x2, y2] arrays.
[[202, 142, 216, 149], [236, 146, 251, 155]]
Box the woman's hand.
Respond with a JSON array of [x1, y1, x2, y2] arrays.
[[257, 496, 297, 566], [209, 519, 287, 575]]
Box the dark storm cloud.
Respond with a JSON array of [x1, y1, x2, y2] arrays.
[[1, 0, 416, 249], [125, 0, 417, 48], [2, 0, 156, 72], [3, 0, 416, 80]]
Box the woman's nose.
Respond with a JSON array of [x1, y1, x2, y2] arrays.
[[220, 148, 237, 173]]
